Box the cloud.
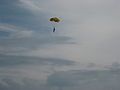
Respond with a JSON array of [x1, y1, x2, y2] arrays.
[[0, 66, 120, 90], [0, 23, 73, 55], [47, 69, 120, 90], [0, 23, 33, 38], [0, 0, 120, 89], [0, 0, 74, 56], [0, 54, 75, 67], [15, 0, 120, 65], [0, 0, 48, 30], [0, 54, 75, 90], [19, 0, 43, 12], [104, 62, 120, 70], [0, 0, 18, 5]]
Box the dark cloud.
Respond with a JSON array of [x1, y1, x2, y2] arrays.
[[0, 77, 48, 90], [0, 0, 47, 30], [0, 0, 74, 55], [0, 34, 73, 55], [0, 54, 75, 90], [111, 62, 120, 69], [0, 0, 18, 4], [86, 63, 97, 68], [0, 66, 120, 90], [0, 35, 72, 47], [0, 54, 75, 67], [107, 62, 120, 70], [47, 69, 120, 90]]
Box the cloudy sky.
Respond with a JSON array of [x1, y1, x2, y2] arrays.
[[0, 0, 120, 90]]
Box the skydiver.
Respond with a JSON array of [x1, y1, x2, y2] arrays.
[[53, 27, 55, 32]]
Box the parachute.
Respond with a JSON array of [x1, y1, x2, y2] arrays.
[[49, 17, 60, 32]]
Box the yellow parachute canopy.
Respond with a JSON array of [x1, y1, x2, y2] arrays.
[[49, 17, 61, 32], [49, 17, 60, 23]]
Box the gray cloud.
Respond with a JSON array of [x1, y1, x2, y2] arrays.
[[0, 0, 51, 31], [0, 0, 120, 89], [47, 69, 120, 90], [0, 68, 120, 90], [0, 0, 74, 55], [0, 0, 18, 4], [0, 52, 75, 90], [0, 54, 75, 67], [0, 53, 120, 90], [0, 53, 75, 90], [0, 33, 73, 55], [0, 17, 73, 55], [104, 62, 120, 70]]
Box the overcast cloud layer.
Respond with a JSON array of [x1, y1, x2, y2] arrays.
[[0, 0, 120, 90]]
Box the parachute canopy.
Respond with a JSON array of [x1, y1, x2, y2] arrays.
[[49, 17, 61, 32], [49, 17, 60, 23]]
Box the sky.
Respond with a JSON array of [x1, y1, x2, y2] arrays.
[[0, 0, 120, 90]]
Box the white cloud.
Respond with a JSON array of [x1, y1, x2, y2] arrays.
[[1, 0, 120, 66], [0, 24, 19, 32], [10, 30, 33, 38], [0, 23, 34, 39], [19, 0, 44, 12]]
